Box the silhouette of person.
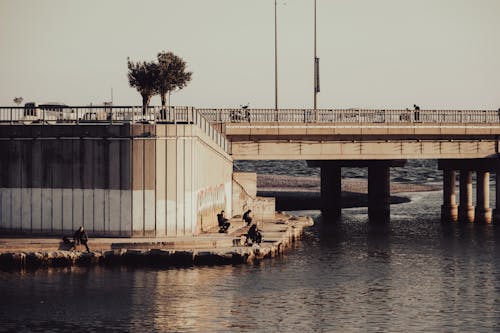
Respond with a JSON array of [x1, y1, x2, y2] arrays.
[[413, 104, 420, 122], [217, 210, 230, 233], [243, 209, 252, 226], [73, 226, 90, 252], [246, 224, 262, 245]]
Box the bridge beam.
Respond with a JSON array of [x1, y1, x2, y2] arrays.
[[441, 169, 458, 222]]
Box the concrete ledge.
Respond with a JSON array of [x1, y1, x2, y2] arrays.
[[0, 213, 313, 269]]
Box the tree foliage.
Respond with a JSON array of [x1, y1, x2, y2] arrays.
[[156, 51, 192, 108], [127, 51, 192, 115], [127, 59, 158, 114]]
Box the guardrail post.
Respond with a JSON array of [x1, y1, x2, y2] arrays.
[[10, 108, 13, 124]]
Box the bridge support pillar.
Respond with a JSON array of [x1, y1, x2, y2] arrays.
[[368, 166, 390, 221], [458, 170, 474, 223], [320, 166, 341, 219], [494, 167, 500, 222], [475, 171, 492, 223], [441, 169, 458, 222]]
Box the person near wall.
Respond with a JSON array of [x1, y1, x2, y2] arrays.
[[217, 210, 231, 233], [243, 209, 253, 226], [245, 224, 262, 246], [73, 226, 90, 252]]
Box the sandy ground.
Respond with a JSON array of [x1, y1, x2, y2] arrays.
[[257, 174, 438, 193], [256, 174, 439, 210]]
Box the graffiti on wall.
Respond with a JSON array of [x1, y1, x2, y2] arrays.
[[197, 184, 226, 232]]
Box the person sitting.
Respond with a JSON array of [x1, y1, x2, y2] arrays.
[[243, 209, 252, 226], [73, 226, 90, 252], [245, 224, 262, 246], [217, 210, 230, 233]]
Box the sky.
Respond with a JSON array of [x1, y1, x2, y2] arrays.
[[1, 0, 499, 109]]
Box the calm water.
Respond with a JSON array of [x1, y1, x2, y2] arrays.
[[2, 161, 500, 332]]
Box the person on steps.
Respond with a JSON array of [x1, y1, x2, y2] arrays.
[[245, 224, 262, 246], [243, 209, 252, 226], [217, 210, 230, 233]]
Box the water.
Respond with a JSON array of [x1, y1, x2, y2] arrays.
[[235, 159, 442, 184], [2, 161, 500, 332]]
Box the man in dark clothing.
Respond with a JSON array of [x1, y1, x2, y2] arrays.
[[73, 226, 90, 252], [217, 210, 230, 233], [243, 209, 252, 226], [245, 224, 262, 246], [413, 104, 420, 122]]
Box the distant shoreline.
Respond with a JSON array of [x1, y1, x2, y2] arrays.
[[256, 174, 439, 210]]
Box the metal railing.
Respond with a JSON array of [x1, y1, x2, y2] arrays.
[[198, 108, 500, 124], [0, 106, 230, 154]]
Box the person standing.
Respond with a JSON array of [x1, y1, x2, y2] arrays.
[[413, 104, 420, 122], [73, 226, 90, 252], [243, 209, 253, 226]]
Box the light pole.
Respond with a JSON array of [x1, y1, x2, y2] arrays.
[[274, 0, 278, 111], [313, 0, 319, 109]]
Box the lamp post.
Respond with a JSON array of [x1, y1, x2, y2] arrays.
[[274, 0, 278, 111], [313, 0, 319, 109]]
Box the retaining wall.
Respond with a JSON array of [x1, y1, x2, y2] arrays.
[[0, 124, 232, 237]]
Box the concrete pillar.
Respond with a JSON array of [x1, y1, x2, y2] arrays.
[[495, 168, 500, 223], [320, 166, 341, 219], [441, 169, 458, 222], [458, 170, 474, 223], [475, 171, 492, 223], [368, 166, 390, 221]]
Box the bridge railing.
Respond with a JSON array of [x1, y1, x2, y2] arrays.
[[197, 108, 500, 124], [0, 106, 231, 154]]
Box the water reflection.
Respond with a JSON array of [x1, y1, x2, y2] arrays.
[[3, 191, 500, 331]]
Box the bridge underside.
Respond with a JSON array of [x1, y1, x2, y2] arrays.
[[231, 139, 498, 160], [225, 122, 500, 160]]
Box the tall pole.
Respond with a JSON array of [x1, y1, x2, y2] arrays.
[[274, 0, 278, 111], [313, 0, 318, 109]]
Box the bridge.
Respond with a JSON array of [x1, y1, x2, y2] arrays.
[[1, 106, 500, 237]]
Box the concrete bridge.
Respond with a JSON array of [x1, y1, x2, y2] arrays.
[[200, 108, 500, 223], [1, 106, 500, 238]]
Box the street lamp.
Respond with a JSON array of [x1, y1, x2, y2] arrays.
[[274, 0, 278, 111]]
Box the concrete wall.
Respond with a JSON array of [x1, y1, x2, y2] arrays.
[[153, 125, 233, 236], [0, 124, 233, 237], [232, 172, 275, 220]]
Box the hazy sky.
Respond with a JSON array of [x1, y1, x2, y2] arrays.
[[1, 0, 499, 109]]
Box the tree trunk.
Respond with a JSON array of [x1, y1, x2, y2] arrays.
[[141, 94, 151, 116], [160, 93, 167, 120], [160, 93, 167, 109]]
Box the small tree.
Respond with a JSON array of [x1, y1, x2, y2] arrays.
[[156, 51, 192, 111], [127, 59, 157, 115], [13, 97, 23, 106]]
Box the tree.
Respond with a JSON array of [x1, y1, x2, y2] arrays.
[[13, 97, 23, 106], [127, 59, 157, 115], [156, 51, 192, 111]]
